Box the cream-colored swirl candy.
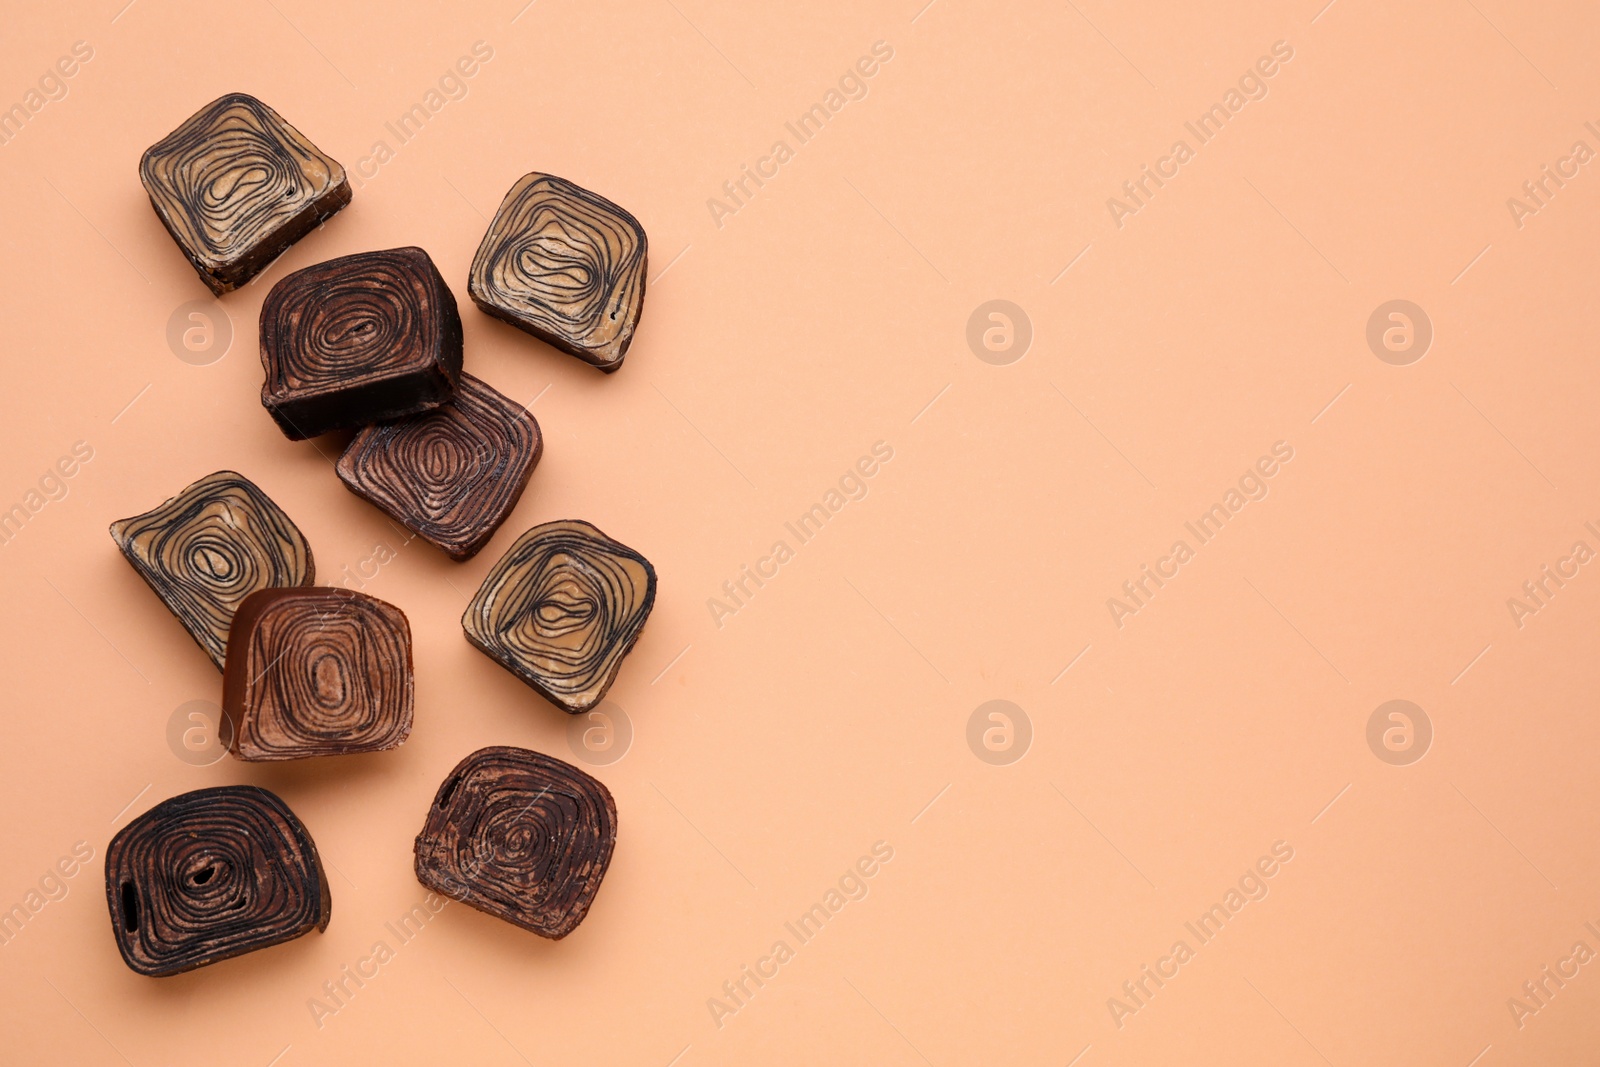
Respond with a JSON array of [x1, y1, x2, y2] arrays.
[[140, 93, 350, 294], [110, 471, 314, 669], [462, 520, 655, 713], [468, 173, 648, 372]]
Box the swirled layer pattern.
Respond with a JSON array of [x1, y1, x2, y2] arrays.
[[110, 471, 314, 669], [462, 520, 656, 713], [337, 373, 542, 561], [468, 173, 647, 372], [414, 746, 616, 939], [105, 785, 330, 976], [259, 246, 463, 439], [222, 587, 413, 760], [140, 93, 350, 294]]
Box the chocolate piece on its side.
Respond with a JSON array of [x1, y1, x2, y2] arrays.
[[468, 172, 647, 372], [414, 746, 616, 938], [260, 246, 463, 440], [109, 470, 314, 670], [461, 520, 656, 714], [222, 587, 413, 760], [336, 373, 542, 561], [106, 785, 330, 976], [140, 93, 350, 295]]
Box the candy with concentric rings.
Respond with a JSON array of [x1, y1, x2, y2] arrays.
[[336, 372, 542, 561], [468, 172, 648, 372], [105, 785, 331, 976], [140, 93, 351, 295], [110, 471, 314, 669], [222, 587, 414, 760], [462, 520, 656, 714], [414, 746, 617, 939], [260, 246, 463, 439]]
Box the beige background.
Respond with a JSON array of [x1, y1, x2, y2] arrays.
[[3, 0, 1600, 1063]]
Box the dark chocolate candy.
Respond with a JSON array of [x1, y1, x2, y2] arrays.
[[222, 587, 413, 760], [414, 746, 616, 938], [335, 373, 542, 561], [140, 93, 350, 295], [468, 173, 647, 372], [110, 471, 314, 670], [106, 785, 330, 976], [461, 520, 656, 714], [259, 246, 463, 439]]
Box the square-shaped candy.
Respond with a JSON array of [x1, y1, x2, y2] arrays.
[[140, 93, 350, 295], [414, 746, 617, 939], [259, 246, 464, 438], [462, 520, 656, 713], [259, 246, 463, 439], [335, 373, 542, 561], [222, 587, 414, 760], [106, 785, 330, 976], [110, 471, 314, 669], [468, 173, 648, 372]]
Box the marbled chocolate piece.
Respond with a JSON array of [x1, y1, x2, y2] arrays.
[[140, 93, 350, 295], [222, 587, 413, 760], [414, 746, 616, 938], [260, 246, 463, 439], [468, 173, 647, 372], [462, 520, 655, 713], [110, 471, 314, 669], [106, 785, 330, 976], [336, 373, 542, 561]]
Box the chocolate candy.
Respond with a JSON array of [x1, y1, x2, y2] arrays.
[[462, 520, 656, 713], [110, 471, 314, 670], [140, 93, 350, 295], [222, 587, 414, 760], [106, 785, 331, 976], [414, 746, 616, 938], [335, 373, 542, 561], [468, 173, 648, 372], [259, 246, 463, 439]]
